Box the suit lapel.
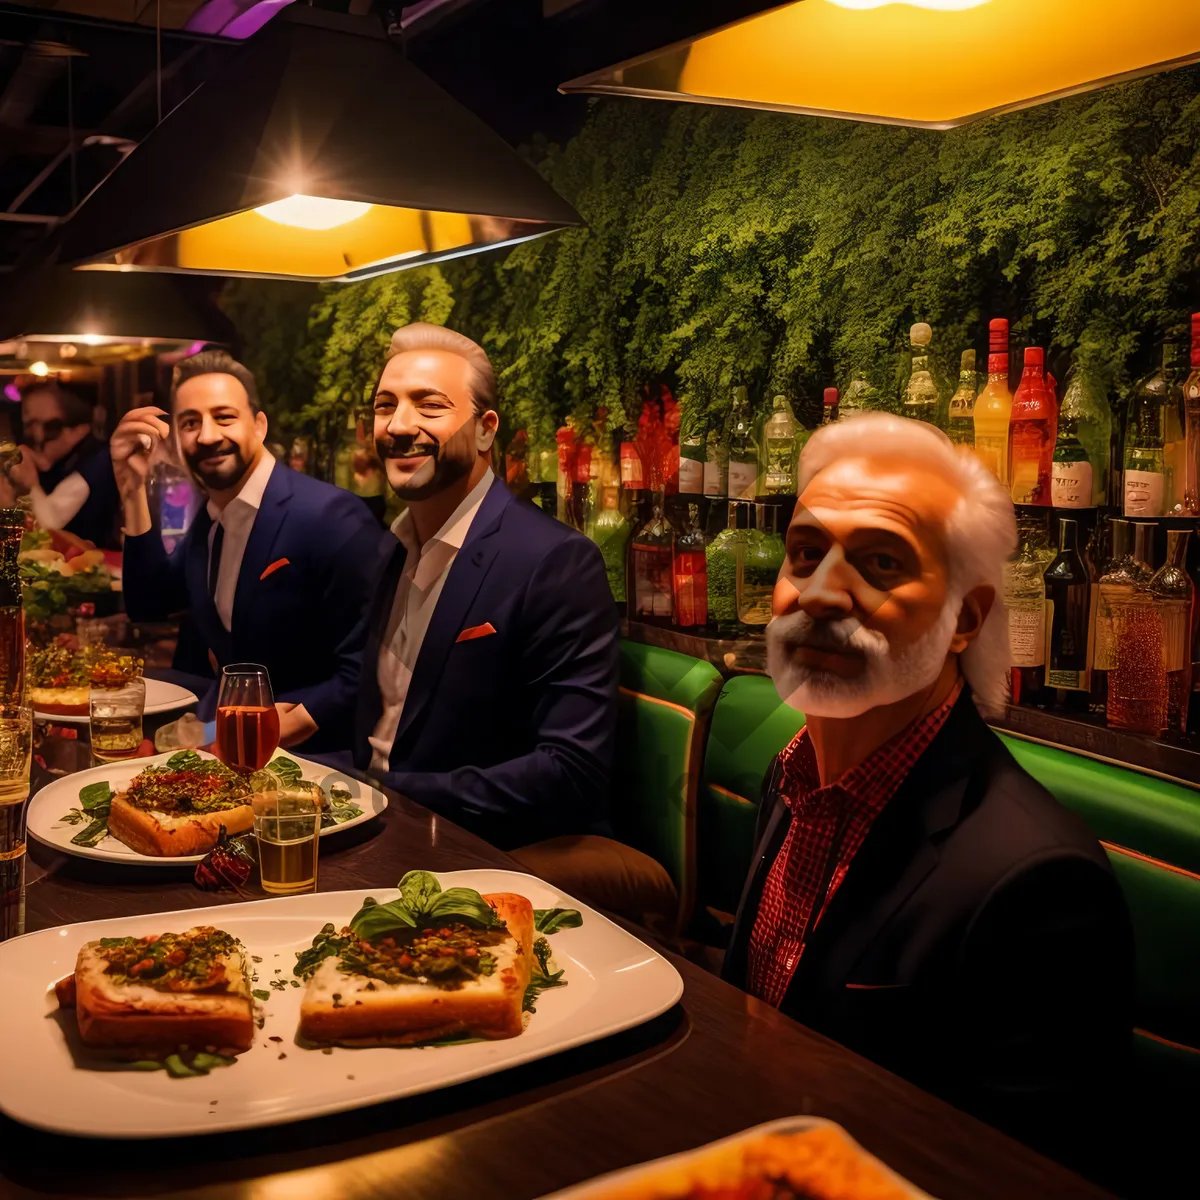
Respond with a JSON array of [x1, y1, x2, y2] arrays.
[[230, 464, 292, 637], [391, 477, 513, 754]]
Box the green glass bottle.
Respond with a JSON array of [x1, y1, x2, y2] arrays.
[[1123, 350, 1170, 517], [726, 387, 759, 502], [1052, 363, 1112, 509]]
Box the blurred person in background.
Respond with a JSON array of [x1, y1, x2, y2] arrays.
[[8, 382, 121, 549], [110, 349, 393, 751]]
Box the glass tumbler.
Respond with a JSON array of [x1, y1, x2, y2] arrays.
[[253, 774, 321, 897], [0, 704, 33, 941], [89, 677, 146, 764]]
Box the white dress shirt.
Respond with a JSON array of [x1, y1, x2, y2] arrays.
[[368, 470, 494, 774], [206, 451, 276, 633], [29, 472, 90, 531]]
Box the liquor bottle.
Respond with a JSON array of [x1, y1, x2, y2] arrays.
[[1094, 520, 1144, 713], [1004, 528, 1047, 707], [556, 423, 577, 527], [590, 481, 632, 607], [660, 387, 681, 496], [629, 499, 673, 624], [839, 368, 881, 418], [900, 323, 950, 430], [1183, 312, 1200, 516], [762, 394, 802, 496], [1149, 529, 1193, 733], [1123, 350, 1171, 517], [703, 426, 725, 499], [738, 505, 785, 631], [1008, 347, 1056, 506], [0, 507, 27, 942], [1161, 344, 1187, 514], [706, 502, 752, 636], [946, 350, 978, 447], [1054, 364, 1112, 508], [821, 387, 839, 426], [973, 318, 1014, 483], [678, 406, 706, 496], [1043, 518, 1093, 701], [672, 502, 708, 629], [726, 387, 759, 503], [1107, 524, 1165, 734]]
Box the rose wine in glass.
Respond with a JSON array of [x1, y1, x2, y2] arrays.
[[215, 664, 279, 772]]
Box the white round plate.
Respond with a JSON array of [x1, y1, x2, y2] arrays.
[[34, 676, 200, 725], [26, 750, 388, 865]]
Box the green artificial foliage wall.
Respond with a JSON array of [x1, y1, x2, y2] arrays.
[[221, 65, 1200, 450]]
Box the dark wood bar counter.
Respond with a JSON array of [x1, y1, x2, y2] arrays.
[[1, 789, 1114, 1200]]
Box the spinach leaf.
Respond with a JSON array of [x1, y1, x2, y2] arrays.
[[166, 750, 202, 770], [294, 923, 351, 979], [266, 756, 302, 786], [428, 887, 504, 929], [71, 816, 110, 847], [79, 781, 112, 811], [533, 908, 584, 935], [398, 870, 441, 911]]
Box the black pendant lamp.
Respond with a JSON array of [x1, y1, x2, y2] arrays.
[[56, 8, 581, 282], [559, 0, 1200, 131]]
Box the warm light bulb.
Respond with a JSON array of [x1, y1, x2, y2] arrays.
[[253, 194, 372, 231], [29, 361, 49, 377], [826, 0, 990, 9], [81, 333, 103, 347]]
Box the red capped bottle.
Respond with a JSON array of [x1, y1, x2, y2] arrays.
[[1008, 346, 1057, 505]]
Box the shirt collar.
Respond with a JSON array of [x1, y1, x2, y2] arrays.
[[391, 469, 494, 559], [206, 450, 275, 523]]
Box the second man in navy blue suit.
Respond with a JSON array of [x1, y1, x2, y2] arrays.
[[111, 350, 393, 752], [353, 324, 619, 849]]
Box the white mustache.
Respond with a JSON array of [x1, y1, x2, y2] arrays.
[[766, 609, 890, 659]]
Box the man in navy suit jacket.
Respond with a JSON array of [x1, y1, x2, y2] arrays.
[[111, 350, 392, 752], [352, 324, 618, 850]]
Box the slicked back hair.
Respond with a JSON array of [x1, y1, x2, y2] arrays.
[[170, 349, 261, 415], [385, 323, 496, 417]]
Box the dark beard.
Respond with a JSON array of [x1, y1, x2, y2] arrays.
[[377, 431, 474, 501], [185, 443, 251, 490]]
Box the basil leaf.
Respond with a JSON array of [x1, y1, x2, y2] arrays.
[[166, 750, 202, 770], [350, 899, 418, 941], [71, 817, 110, 847], [79, 781, 112, 811], [397, 870, 441, 912], [533, 908, 584, 935], [265, 756, 302, 786], [60, 808, 86, 825], [428, 887, 503, 929]]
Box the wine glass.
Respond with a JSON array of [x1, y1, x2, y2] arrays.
[[215, 664, 279, 773]]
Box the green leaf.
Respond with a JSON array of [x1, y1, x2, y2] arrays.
[[397, 870, 441, 911], [164, 1053, 202, 1078], [166, 750, 202, 770], [265, 756, 302, 786], [533, 908, 584, 935], [59, 808, 86, 825], [427, 887, 504, 930], [127, 1060, 164, 1071], [190, 1052, 236, 1071], [252, 989, 270, 1002], [349, 898, 418, 941], [71, 817, 109, 847], [294, 923, 351, 979], [79, 782, 112, 810], [524, 936, 568, 1013]]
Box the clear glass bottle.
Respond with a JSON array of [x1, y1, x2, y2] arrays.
[[1123, 350, 1170, 517], [1162, 343, 1188, 514], [1043, 518, 1093, 700], [737, 505, 785, 630], [839, 368, 881, 419], [1008, 346, 1056, 506], [1093, 520, 1144, 713], [629, 498, 673, 624], [947, 350, 978, 446], [1054, 363, 1112, 508], [1149, 529, 1193, 733], [671, 502, 708, 629], [900, 322, 950, 430], [762, 395, 801, 496], [1004, 527, 1047, 708], [1107, 525, 1165, 735], [703, 426, 726, 499], [726, 387, 758, 502], [973, 318, 1014, 483], [677, 406, 706, 496], [705, 502, 752, 636], [1183, 312, 1200, 516]]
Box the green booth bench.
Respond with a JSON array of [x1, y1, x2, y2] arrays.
[[615, 640, 1200, 1092]]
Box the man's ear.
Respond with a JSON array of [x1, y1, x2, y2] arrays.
[[255, 410, 269, 441], [476, 409, 499, 453], [949, 584, 995, 654]]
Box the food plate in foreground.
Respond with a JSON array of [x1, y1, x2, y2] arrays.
[[33, 675, 198, 723], [26, 750, 387, 864], [0, 869, 684, 1138], [537, 1116, 937, 1200]]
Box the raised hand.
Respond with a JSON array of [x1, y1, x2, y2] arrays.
[[110, 406, 170, 498]]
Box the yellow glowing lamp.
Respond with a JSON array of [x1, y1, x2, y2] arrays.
[[28, 361, 50, 377], [561, 0, 1200, 129]]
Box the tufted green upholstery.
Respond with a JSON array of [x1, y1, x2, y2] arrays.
[[696, 675, 805, 922], [614, 641, 723, 930]]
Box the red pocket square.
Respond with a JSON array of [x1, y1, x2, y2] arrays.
[[456, 622, 497, 643], [260, 557, 291, 581]]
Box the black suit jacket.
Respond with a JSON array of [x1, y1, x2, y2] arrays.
[[723, 691, 1134, 1169], [352, 475, 619, 850]]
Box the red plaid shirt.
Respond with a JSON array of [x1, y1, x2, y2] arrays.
[[747, 680, 964, 1007]]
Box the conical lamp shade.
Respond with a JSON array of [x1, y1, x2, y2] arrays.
[[0, 268, 236, 347], [560, 0, 1200, 130], [56, 10, 580, 282]]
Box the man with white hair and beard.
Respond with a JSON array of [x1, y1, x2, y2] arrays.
[[722, 413, 1133, 1174]]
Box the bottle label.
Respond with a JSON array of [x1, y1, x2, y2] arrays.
[[1009, 425, 1049, 504], [703, 459, 722, 496], [727, 460, 757, 501], [1093, 583, 1133, 672], [1162, 600, 1189, 672], [1051, 461, 1093, 509], [620, 445, 643, 489], [573, 445, 593, 484], [678, 457, 704, 494], [672, 551, 708, 628], [633, 546, 673, 619], [1123, 469, 1164, 517], [1008, 607, 1045, 667]]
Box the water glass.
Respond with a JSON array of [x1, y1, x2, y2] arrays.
[[0, 705, 33, 942], [90, 677, 146, 764], [252, 774, 320, 896]]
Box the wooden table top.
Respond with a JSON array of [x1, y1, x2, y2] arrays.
[[3, 789, 1113, 1200]]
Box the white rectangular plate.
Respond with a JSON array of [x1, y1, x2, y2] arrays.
[[538, 1116, 937, 1199], [0, 869, 683, 1138], [26, 750, 388, 864]]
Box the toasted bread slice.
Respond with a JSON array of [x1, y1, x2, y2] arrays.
[[63, 927, 254, 1056], [299, 893, 535, 1045], [30, 685, 90, 715], [107, 792, 253, 857]]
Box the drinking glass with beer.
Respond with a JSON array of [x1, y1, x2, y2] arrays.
[[0, 703, 33, 941], [216, 664, 279, 773], [252, 774, 321, 896], [88, 654, 146, 764]]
